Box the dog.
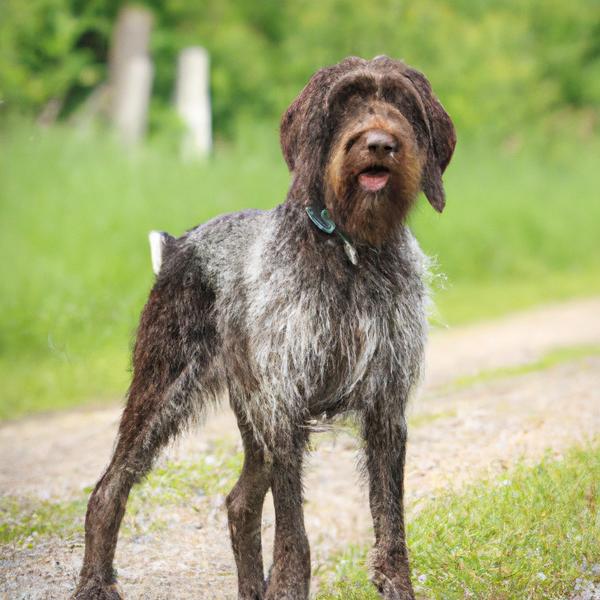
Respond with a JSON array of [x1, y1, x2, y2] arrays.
[[72, 55, 455, 600]]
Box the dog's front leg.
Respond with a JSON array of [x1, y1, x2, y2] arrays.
[[265, 431, 311, 600], [363, 406, 414, 600], [226, 409, 272, 600]]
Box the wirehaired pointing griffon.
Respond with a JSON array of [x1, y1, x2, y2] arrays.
[[73, 55, 455, 600]]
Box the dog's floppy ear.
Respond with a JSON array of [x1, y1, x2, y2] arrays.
[[280, 71, 330, 172], [280, 91, 303, 172], [404, 68, 456, 213]]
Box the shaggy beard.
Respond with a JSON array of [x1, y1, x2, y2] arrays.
[[325, 176, 416, 247]]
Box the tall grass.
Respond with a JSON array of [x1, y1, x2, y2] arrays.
[[1, 122, 599, 418]]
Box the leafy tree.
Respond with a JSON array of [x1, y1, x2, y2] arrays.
[[1, 0, 598, 138]]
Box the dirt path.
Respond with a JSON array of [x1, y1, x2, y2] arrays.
[[1, 297, 599, 599]]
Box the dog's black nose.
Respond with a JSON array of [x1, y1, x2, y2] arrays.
[[366, 129, 398, 155]]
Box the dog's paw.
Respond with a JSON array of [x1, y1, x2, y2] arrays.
[[71, 579, 124, 600]]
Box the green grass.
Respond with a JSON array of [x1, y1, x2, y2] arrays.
[[1, 121, 600, 419], [0, 495, 87, 545], [0, 444, 243, 545], [318, 442, 600, 600], [431, 271, 600, 326], [449, 344, 600, 391], [408, 409, 457, 428]]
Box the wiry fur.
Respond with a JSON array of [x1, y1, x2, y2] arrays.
[[72, 55, 455, 600]]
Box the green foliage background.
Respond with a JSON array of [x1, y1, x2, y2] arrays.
[[1, 1, 600, 419], [1, 0, 599, 138]]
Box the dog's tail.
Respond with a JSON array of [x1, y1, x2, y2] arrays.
[[148, 231, 176, 275]]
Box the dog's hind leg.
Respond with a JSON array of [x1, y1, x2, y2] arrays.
[[265, 430, 311, 600], [72, 363, 205, 600], [362, 401, 414, 600], [73, 257, 221, 599], [226, 408, 272, 599]]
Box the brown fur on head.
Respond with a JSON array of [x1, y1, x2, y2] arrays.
[[324, 97, 425, 245], [280, 56, 456, 246]]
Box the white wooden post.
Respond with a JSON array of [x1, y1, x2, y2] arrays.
[[112, 55, 154, 145], [175, 47, 212, 159], [109, 6, 154, 145]]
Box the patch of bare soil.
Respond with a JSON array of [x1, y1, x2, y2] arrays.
[[1, 297, 599, 599]]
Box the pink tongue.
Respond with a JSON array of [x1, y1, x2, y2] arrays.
[[358, 171, 390, 192]]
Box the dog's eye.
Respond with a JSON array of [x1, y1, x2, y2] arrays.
[[345, 136, 358, 152]]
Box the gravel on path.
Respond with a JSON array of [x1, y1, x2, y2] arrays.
[[1, 297, 599, 599]]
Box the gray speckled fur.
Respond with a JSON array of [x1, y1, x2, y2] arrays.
[[182, 205, 428, 451]]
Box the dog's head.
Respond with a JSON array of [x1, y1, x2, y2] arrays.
[[281, 56, 456, 246]]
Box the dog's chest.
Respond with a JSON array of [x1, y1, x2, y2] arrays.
[[245, 257, 427, 408]]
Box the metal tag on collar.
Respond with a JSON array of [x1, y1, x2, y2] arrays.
[[305, 206, 336, 234], [335, 229, 358, 265], [342, 238, 358, 265]]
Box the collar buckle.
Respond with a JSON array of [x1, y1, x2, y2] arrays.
[[305, 206, 336, 234], [305, 206, 358, 266]]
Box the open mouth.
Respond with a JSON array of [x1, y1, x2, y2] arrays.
[[358, 166, 390, 192]]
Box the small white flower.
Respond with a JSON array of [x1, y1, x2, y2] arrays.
[[418, 574, 427, 583], [536, 572, 547, 581]]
